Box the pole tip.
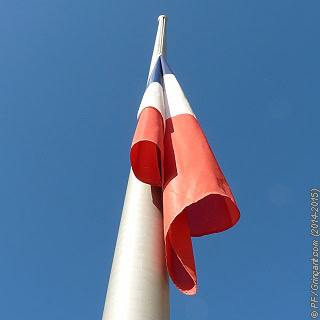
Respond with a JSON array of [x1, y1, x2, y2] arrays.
[[158, 15, 168, 22]]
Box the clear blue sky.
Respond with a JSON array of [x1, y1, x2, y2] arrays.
[[0, 0, 319, 319]]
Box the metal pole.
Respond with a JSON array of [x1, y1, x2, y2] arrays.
[[148, 15, 168, 78], [102, 16, 170, 320]]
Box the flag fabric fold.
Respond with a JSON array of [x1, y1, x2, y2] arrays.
[[130, 55, 240, 295]]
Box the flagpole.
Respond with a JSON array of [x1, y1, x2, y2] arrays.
[[148, 15, 168, 78], [102, 16, 170, 320]]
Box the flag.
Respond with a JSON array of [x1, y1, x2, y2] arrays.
[[130, 55, 240, 295]]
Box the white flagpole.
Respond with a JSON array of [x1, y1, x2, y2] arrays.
[[149, 15, 168, 78], [102, 16, 170, 320]]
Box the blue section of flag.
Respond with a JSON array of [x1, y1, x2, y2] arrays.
[[147, 55, 173, 88], [147, 57, 163, 87], [160, 56, 173, 75]]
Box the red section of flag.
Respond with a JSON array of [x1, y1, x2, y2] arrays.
[[130, 107, 164, 187], [163, 114, 240, 294], [130, 108, 240, 295]]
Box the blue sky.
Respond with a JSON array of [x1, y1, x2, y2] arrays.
[[0, 0, 319, 319]]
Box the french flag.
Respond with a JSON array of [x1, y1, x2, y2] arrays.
[[130, 55, 240, 295]]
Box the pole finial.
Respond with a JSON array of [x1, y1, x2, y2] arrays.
[[158, 15, 168, 22]]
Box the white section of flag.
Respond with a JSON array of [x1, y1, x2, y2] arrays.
[[137, 82, 165, 121], [163, 74, 195, 120], [137, 73, 195, 125]]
